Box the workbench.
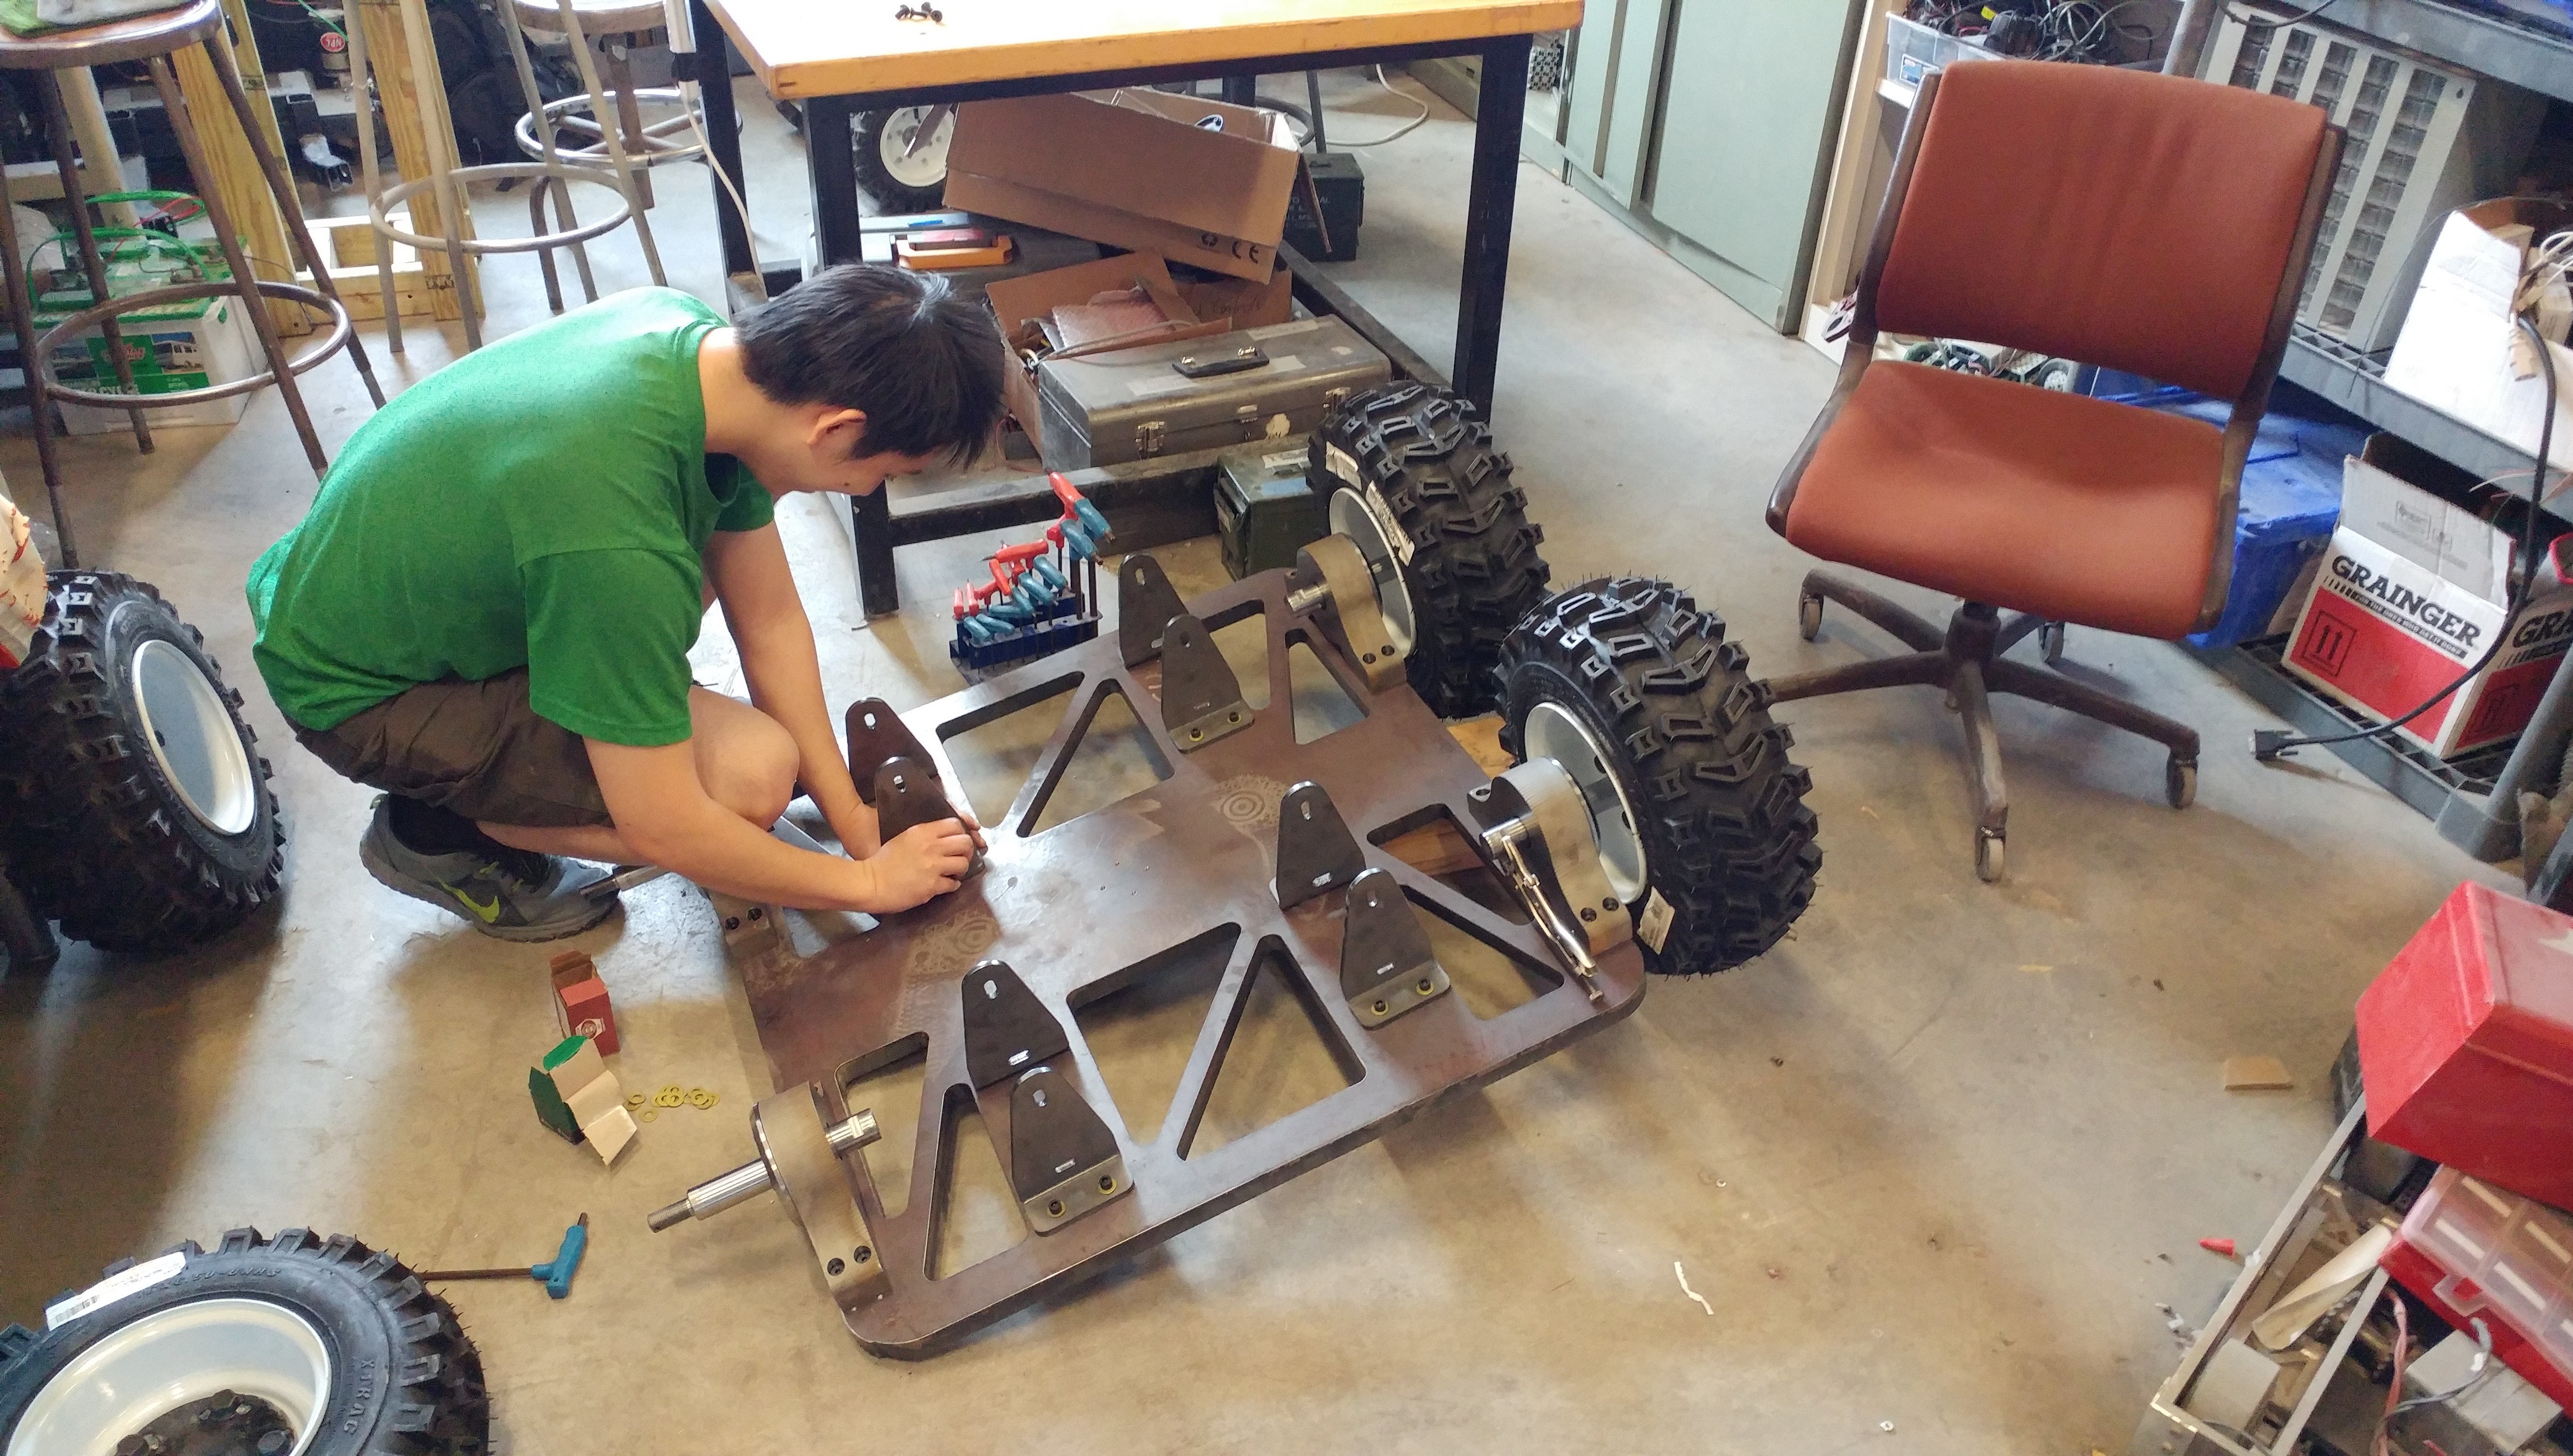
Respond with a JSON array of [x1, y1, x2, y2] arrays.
[[683, 0, 1581, 617]]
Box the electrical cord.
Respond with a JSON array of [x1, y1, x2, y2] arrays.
[[2373, 1314, 2495, 1454], [1328, 66, 1432, 148], [2254, 312, 2563, 761]]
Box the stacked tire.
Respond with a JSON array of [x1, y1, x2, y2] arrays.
[[1, 572, 283, 954]]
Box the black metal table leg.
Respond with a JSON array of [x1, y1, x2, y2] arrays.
[[1453, 34, 1529, 415], [1221, 74, 1258, 105], [801, 92, 903, 617], [694, 0, 754, 282]]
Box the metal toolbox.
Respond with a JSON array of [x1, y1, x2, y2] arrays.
[[1034, 316, 1392, 470]]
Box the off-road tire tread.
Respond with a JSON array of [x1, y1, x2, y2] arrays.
[[0, 1227, 487, 1454], [1499, 576, 1820, 973], [0, 572, 282, 952], [1312, 382, 1550, 718]]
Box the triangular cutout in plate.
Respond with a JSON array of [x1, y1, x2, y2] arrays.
[[1180, 938, 1361, 1159], [1068, 924, 1242, 1147]]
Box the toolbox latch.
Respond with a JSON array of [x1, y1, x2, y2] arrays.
[[1135, 420, 1166, 456]]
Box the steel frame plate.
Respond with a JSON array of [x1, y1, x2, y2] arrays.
[[730, 566, 1646, 1358]]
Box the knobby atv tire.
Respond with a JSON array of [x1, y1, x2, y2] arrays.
[[1498, 577, 1820, 974], [1311, 383, 1551, 718], [852, 108, 949, 213], [0, 572, 283, 952], [0, 1228, 489, 1455]]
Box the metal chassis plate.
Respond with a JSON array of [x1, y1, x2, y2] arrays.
[[730, 566, 1646, 1359]]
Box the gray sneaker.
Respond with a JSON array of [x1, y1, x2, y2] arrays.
[[358, 797, 616, 942]]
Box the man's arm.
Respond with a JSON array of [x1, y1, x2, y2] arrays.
[[585, 738, 967, 910], [704, 523, 880, 855]]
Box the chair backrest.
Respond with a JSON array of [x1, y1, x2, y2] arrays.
[[1871, 60, 2328, 402]]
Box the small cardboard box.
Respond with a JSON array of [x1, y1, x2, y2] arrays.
[[547, 949, 618, 1055], [945, 91, 1302, 282], [2382, 199, 2573, 474], [2283, 442, 2573, 758], [527, 1035, 636, 1166]]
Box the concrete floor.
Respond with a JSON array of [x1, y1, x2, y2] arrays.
[[0, 70, 2520, 1455]]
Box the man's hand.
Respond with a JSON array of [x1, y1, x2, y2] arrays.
[[864, 819, 976, 912]]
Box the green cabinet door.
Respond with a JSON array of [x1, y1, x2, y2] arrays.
[[1646, 0, 1869, 330], [1563, 0, 1674, 210]]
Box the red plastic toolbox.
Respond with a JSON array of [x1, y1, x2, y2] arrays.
[[2380, 1166, 2573, 1410], [2355, 882, 2573, 1209]]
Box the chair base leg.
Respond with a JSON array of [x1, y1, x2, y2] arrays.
[[1771, 574, 2199, 880]]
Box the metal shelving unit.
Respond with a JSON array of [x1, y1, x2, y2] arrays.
[[2279, 325, 2567, 505], [2314, 0, 2573, 104], [2187, 0, 2573, 861]]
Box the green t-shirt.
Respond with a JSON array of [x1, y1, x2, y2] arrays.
[[247, 287, 774, 747]]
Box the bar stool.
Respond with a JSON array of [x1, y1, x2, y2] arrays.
[[0, 0, 383, 569], [510, 0, 702, 314], [345, 0, 664, 354]]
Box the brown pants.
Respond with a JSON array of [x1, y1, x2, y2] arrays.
[[294, 669, 613, 829]]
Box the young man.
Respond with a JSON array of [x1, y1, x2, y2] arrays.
[[247, 266, 998, 941]]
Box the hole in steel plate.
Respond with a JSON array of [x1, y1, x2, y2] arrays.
[[836, 1034, 929, 1220], [1067, 924, 1241, 1147], [1408, 888, 1559, 1019], [1026, 681, 1173, 834], [931, 1085, 1025, 1279], [935, 671, 1081, 833], [1209, 604, 1272, 711], [1179, 937, 1361, 1159], [1287, 635, 1364, 745], [1367, 805, 1531, 925]]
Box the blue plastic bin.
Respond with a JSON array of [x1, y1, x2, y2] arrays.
[[2085, 380, 2363, 648]]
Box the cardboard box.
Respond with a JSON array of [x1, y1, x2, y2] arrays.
[[2382, 199, 2573, 474], [548, 949, 618, 1055], [2283, 443, 2573, 758], [527, 1034, 636, 1166], [945, 91, 1301, 282]]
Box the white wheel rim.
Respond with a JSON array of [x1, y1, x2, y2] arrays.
[[880, 106, 954, 190], [6, 1298, 331, 1456], [1327, 488, 1417, 655], [132, 638, 256, 836], [1522, 700, 1648, 904]]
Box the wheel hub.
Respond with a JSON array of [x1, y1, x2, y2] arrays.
[[132, 638, 256, 836], [1521, 700, 1649, 905], [1326, 487, 1416, 655], [879, 106, 953, 189], [7, 1298, 330, 1456]]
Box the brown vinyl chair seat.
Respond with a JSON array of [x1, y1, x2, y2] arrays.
[[1783, 361, 2225, 640]]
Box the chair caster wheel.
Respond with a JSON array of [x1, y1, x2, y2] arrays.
[[1798, 594, 1823, 642], [1974, 829, 2005, 883], [2039, 621, 2066, 665], [2167, 756, 2196, 809]]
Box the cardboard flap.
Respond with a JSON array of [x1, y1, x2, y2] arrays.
[[2341, 450, 2508, 605], [947, 93, 1300, 248]]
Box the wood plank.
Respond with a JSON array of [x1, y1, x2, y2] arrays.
[[172, 3, 315, 334], [54, 70, 136, 229], [353, 0, 475, 320], [704, 0, 1584, 99], [295, 210, 433, 320]]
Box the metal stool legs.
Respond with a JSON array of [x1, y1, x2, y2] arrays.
[[544, 0, 665, 290], [0, 34, 380, 565]]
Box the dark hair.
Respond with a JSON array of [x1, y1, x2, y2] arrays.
[[735, 263, 1010, 467]]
